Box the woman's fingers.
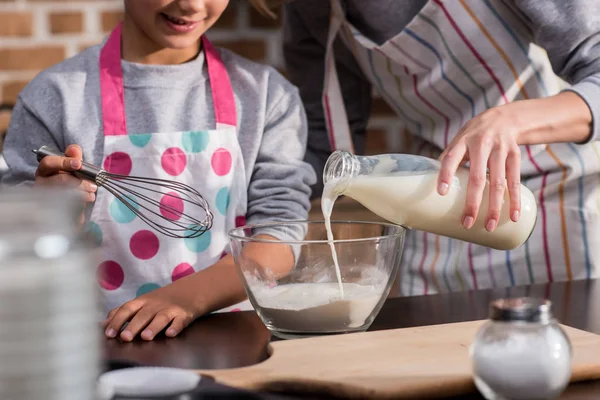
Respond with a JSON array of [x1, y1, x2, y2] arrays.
[[506, 146, 522, 222], [462, 142, 491, 229], [486, 148, 507, 232], [438, 142, 467, 196]]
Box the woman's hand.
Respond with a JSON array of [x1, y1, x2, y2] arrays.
[[34, 144, 97, 224], [436, 92, 592, 233], [437, 106, 522, 232]]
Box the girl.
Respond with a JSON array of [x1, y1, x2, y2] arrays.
[[1, 0, 315, 341], [282, 0, 600, 295]]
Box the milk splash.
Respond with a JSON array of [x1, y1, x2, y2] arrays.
[[321, 179, 344, 297]]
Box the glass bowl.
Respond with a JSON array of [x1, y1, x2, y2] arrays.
[[228, 220, 405, 339]]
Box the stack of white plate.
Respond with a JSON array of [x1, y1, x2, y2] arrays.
[[0, 187, 101, 400]]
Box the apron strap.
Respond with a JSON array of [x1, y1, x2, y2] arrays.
[[322, 0, 355, 153], [100, 23, 127, 136], [99, 23, 237, 136], [202, 36, 237, 129]]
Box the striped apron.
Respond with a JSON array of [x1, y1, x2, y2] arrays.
[[324, 0, 600, 295]]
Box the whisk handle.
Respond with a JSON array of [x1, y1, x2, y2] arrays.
[[32, 146, 103, 182]]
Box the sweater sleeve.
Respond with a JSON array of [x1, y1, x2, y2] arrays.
[[244, 70, 316, 239], [513, 0, 600, 143], [1, 96, 62, 187], [283, 0, 373, 198]]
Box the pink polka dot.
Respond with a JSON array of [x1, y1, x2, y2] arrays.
[[159, 191, 184, 221], [129, 230, 160, 260], [171, 262, 195, 282], [230, 308, 242, 313], [235, 216, 247, 227], [161, 147, 187, 176], [211, 148, 232, 176], [97, 261, 124, 291], [103, 152, 132, 176]]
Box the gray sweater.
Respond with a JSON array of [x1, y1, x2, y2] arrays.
[[1, 44, 316, 225], [283, 0, 600, 197]]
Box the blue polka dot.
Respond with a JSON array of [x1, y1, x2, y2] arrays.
[[184, 228, 211, 253], [136, 283, 161, 297], [215, 187, 230, 216], [85, 222, 103, 246], [129, 134, 152, 148], [182, 131, 209, 153], [109, 196, 138, 223]]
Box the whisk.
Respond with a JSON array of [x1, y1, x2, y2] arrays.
[[32, 146, 213, 239]]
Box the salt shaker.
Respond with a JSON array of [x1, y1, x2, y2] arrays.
[[470, 298, 572, 400]]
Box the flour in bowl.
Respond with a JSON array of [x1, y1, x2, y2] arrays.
[[253, 282, 384, 332]]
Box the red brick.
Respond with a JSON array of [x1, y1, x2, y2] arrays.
[[0, 12, 33, 37], [0, 46, 66, 70], [78, 42, 99, 53], [49, 11, 84, 34], [101, 10, 124, 33], [2, 80, 29, 103]]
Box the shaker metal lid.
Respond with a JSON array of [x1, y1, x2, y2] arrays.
[[489, 297, 552, 322]]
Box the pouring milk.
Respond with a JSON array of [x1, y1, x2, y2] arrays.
[[321, 151, 538, 251]]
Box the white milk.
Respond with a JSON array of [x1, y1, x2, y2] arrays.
[[333, 169, 537, 250], [321, 188, 344, 297], [254, 283, 383, 332]]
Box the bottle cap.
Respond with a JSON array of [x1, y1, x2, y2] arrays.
[[489, 297, 552, 323]]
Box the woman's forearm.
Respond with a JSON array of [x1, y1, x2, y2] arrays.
[[512, 91, 593, 146]]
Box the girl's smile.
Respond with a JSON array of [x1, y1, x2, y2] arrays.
[[122, 0, 228, 64], [160, 12, 204, 34]]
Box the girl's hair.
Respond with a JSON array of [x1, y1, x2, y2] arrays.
[[248, 0, 282, 18]]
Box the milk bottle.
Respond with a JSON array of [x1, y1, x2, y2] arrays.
[[322, 151, 537, 251]]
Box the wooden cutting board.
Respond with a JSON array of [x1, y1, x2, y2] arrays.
[[198, 320, 600, 399]]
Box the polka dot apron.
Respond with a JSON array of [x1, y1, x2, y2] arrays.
[[92, 23, 251, 314]]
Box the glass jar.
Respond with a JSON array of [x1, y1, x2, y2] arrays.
[[0, 186, 101, 400], [470, 298, 572, 400], [322, 151, 538, 250]]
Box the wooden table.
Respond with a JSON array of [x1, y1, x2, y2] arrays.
[[104, 279, 600, 399]]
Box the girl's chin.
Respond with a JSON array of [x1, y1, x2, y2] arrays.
[[156, 36, 204, 50]]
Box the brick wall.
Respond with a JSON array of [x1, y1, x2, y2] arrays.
[[0, 0, 399, 154]]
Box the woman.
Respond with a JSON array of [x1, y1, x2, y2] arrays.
[[281, 0, 600, 295]]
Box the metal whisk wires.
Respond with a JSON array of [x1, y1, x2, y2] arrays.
[[33, 146, 213, 239]]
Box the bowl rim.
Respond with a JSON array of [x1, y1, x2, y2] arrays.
[[227, 219, 406, 245]]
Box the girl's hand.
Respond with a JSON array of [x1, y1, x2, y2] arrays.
[[35, 144, 97, 205], [437, 106, 522, 232], [102, 235, 293, 342], [102, 275, 201, 342]]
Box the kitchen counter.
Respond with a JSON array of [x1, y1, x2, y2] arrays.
[[104, 278, 600, 399]]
